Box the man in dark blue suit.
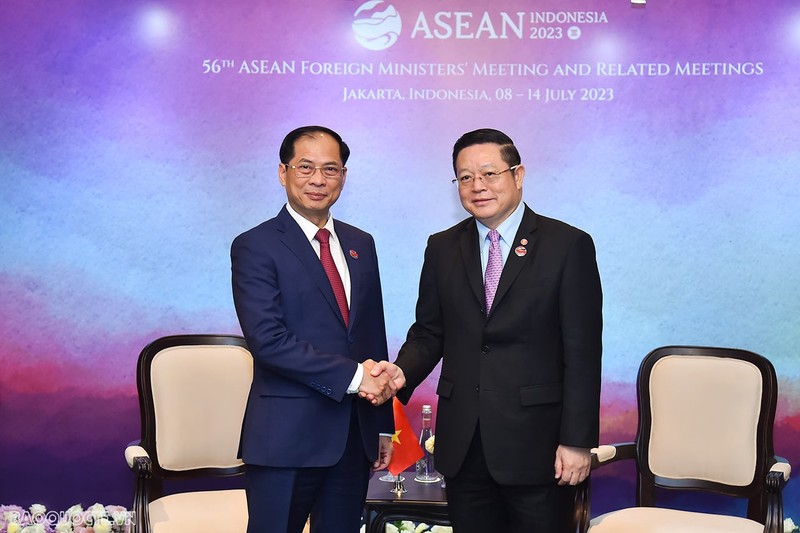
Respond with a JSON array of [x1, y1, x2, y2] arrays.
[[231, 126, 396, 533]]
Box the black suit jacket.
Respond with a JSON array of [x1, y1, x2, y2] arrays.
[[396, 205, 602, 484]]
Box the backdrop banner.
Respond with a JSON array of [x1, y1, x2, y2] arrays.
[[1, 0, 798, 517]]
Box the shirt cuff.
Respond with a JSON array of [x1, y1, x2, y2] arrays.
[[347, 363, 364, 394]]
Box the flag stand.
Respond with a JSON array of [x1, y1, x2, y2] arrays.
[[390, 476, 407, 494]]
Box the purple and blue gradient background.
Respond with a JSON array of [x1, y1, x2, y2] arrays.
[[2, 0, 799, 518]]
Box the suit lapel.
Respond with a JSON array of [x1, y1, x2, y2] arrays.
[[275, 207, 347, 329], [458, 219, 485, 310], [488, 207, 539, 319]]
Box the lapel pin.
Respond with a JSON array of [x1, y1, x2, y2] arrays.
[[349, 249, 359, 259], [520, 238, 528, 245], [515, 246, 527, 257]]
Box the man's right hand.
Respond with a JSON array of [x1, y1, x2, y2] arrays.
[[359, 361, 406, 405], [358, 359, 398, 405]]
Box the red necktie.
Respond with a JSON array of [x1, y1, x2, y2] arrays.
[[315, 228, 349, 326]]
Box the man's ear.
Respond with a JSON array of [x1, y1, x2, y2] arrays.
[[278, 163, 287, 187]]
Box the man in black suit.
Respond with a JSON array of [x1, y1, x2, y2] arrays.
[[367, 128, 603, 532]]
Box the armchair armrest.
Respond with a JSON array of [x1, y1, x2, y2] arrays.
[[770, 456, 791, 483], [573, 443, 637, 533], [762, 456, 791, 533], [125, 444, 150, 471], [125, 443, 152, 533], [591, 442, 636, 468]]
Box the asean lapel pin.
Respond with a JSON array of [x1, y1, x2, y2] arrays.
[[515, 238, 528, 257], [349, 249, 359, 259]]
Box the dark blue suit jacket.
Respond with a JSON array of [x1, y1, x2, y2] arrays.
[[231, 206, 392, 467]]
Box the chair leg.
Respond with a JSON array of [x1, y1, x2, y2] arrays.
[[571, 476, 591, 533], [763, 471, 785, 533], [131, 456, 153, 533]]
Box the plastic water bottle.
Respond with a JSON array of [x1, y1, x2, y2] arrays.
[[415, 404, 441, 482]]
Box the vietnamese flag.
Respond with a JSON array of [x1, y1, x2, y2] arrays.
[[387, 398, 424, 476]]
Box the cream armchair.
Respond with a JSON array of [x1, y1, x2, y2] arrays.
[[125, 335, 252, 533], [573, 346, 791, 533]]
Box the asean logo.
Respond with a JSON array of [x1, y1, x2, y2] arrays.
[[352, 0, 401, 51]]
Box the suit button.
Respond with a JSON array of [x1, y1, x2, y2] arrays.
[[475, 386, 479, 392], [326, 388, 332, 394], [481, 345, 490, 355]]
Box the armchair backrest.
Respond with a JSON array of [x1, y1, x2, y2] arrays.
[[137, 334, 253, 479], [635, 346, 778, 514]]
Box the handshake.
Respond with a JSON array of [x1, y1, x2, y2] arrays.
[[358, 360, 406, 406]]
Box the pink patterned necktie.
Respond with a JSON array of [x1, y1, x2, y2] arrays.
[[315, 228, 349, 326], [484, 229, 502, 314]]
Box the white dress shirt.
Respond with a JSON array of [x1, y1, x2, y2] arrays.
[[284, 203, 362, 393], [476, 200, 526, 275]]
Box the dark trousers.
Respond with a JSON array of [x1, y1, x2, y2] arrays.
[[445, 427, 572, 533], [245, 409, 371, 533]]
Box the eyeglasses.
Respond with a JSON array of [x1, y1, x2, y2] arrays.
[[284, 163, 346, 180], [452, 165, 519, 187]]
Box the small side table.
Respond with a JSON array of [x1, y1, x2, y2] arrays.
[[364, 474, 450, 533]]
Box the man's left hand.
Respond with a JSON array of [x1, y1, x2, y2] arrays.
[[554, 444, 591, 485], [373, 435, 393, 471]]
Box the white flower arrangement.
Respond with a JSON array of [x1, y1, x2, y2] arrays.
[[385, 521, 452, 533], [786, 517, 799, 533], [0, 503, 132, 533]]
